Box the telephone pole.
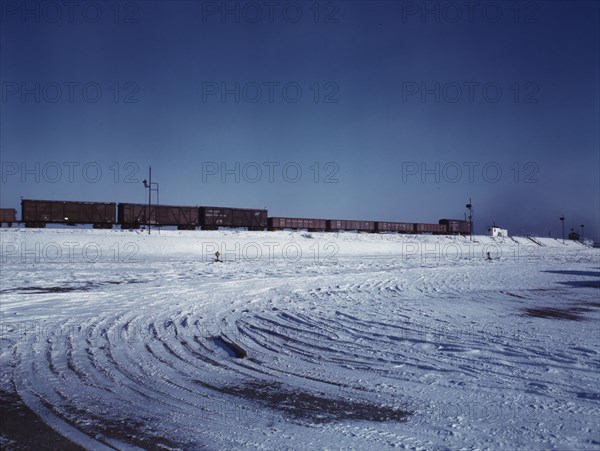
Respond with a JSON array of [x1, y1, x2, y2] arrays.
[[142, 166, 159, 235], [466, 198, 473, 241]]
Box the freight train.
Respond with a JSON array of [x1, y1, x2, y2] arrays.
[[1, 199, 472, 235]]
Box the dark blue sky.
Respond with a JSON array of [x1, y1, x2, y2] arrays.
[[1, 0, 598, 239]]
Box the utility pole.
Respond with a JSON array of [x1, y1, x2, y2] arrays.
[[466, 198, 473, 241], [142, 166, 159, 235], [560, 215, 565, 244], [580, 224, 584, 244]]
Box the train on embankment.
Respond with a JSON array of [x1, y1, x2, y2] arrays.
[[0, 199, 472, 235]]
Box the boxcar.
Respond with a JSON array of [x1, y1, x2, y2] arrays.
[[375, 221, 415, 233], [326, 219, 375, 232], [0, 208, 17, 227], [21, 199, 115, 228], [268, 217, 327, 232], [118, 203, 199, 230], [199, 206, 267, 230], [439, 219, 471, 235], [414, 223, 447, 234]]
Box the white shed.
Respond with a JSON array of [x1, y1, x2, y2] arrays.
[[489, 226, 508, 237]]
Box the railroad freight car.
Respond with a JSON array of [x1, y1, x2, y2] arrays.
[[439, 219, 471, 235], [375, 221, 415, 233], [414, 223, 447, 234], [0, 208, 16, 227], [326, 219, 376, 232], [21, 199, 116, 228], [199, 207, 267, 230], [118, 203, 199, 230], [268, 217, 327, 232]]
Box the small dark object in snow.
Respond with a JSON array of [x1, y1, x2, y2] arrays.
[[220, 334, 247, 358]]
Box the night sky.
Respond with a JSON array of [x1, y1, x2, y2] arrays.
[[1, 0, 598, 240]]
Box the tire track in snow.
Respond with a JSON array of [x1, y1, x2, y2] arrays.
[[3, 253, 599, 449]]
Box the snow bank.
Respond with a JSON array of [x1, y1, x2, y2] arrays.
[[1, 228, 594, 264]]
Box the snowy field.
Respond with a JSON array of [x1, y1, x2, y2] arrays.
[[1, 228, 599, 450]]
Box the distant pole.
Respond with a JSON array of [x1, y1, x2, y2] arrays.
[[148, 166, 152, 234], [466, 198, 473, 241], [580, 224, 584, 244], [560, 215, 565, 244]]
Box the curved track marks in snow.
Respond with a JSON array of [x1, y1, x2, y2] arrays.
[[2, 252, 600, 450]]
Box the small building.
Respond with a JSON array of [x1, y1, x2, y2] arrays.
[[489, 226, 508, 237], [568, 231, 580, 241]]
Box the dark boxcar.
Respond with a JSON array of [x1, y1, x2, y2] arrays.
[[21, 199, 115, 228], [415, 223, 447, 234], [375, 222, 415, 233], [268, 217, 327, 232], [326, 219, 375, 232], [439, 219, 471, 235], [118, 203, 199, 230], [155, 205, 199, 230], [0, 208, 17, 227], [199, 207, 267, 230], [118, 203, 141, 228]]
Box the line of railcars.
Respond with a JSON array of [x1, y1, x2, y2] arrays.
[[10, 199, 471, 235]]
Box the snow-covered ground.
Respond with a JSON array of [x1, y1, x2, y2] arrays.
[[1, 228, 599, 450]]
